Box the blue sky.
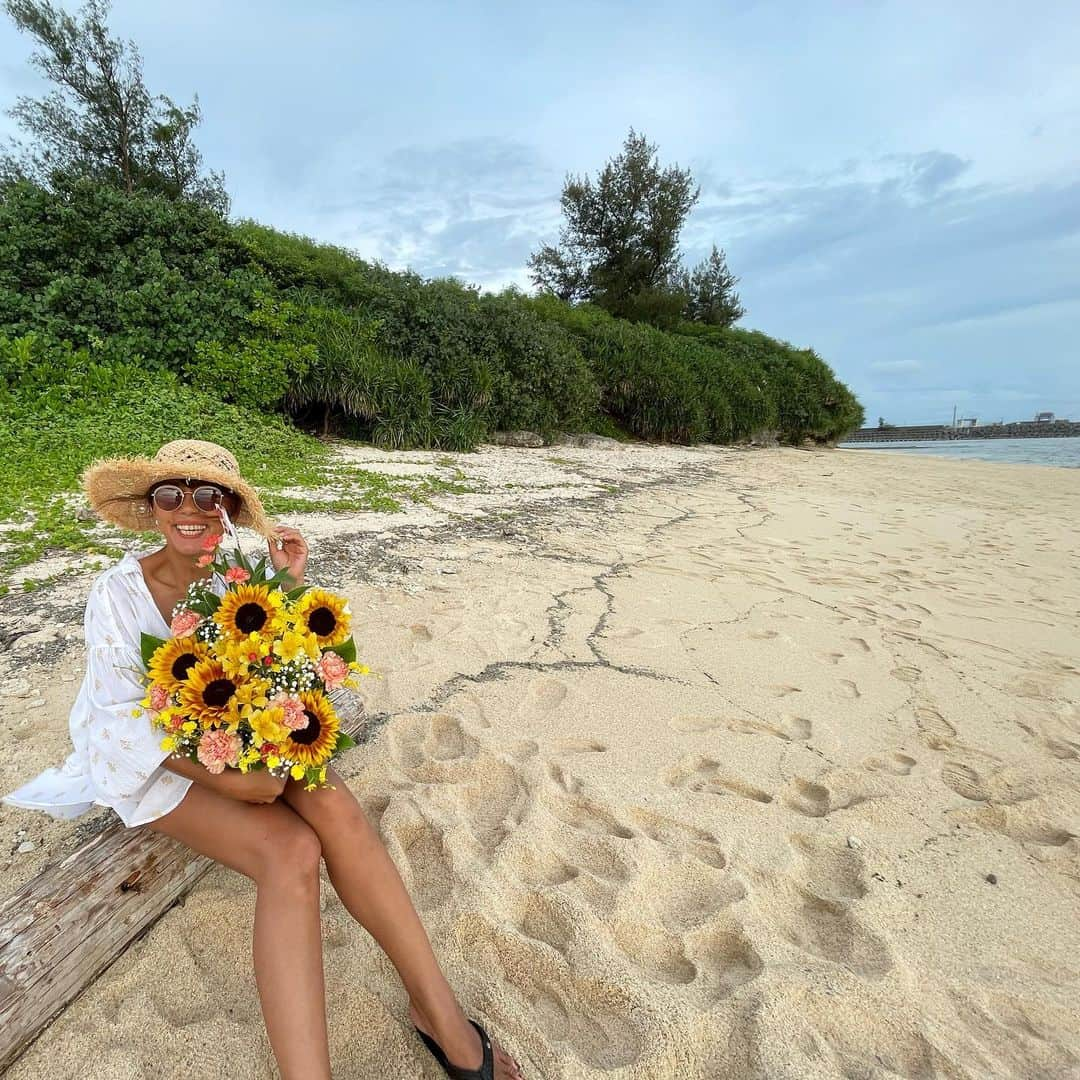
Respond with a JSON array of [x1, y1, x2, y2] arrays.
[[2, 0, 1078, 425]]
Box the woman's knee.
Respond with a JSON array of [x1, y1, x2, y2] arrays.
[[254, 816, 323, 885]]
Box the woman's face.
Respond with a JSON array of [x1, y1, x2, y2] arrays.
[[147, 478, 241, 554]]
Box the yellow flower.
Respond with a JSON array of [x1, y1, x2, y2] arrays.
[[232, 677, 271, 721], [181, 721, 197, 734], [290, 763, 306, 780], [148, 636, 212, 694], [250, 706, 290, 745], [238, 749, 262, 773], [274, 627, 320, 664], [292, 588, 351, 648], [267, 754, 282, 769], [278, 689, 340, 768], [214, 584, 286, 641], [216, 631, 274, 677], [160, 736, 177, 752]]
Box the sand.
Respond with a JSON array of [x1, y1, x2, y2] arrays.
[[1, 442, 1078, 1079]]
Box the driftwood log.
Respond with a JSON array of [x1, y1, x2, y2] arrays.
[[0, 688, 366, 1073]]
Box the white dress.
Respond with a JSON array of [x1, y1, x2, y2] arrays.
[[2, 550, 227, 828]]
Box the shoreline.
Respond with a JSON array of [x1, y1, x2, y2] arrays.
[[2, 443, 1078, 1078]]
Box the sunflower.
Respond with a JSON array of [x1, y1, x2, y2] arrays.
[[292, 588, 351, 648], [148, 636, 212, 694], [279, 689, 340, 768], [214, 584, 286, 641], [178, 658, 244, 730]]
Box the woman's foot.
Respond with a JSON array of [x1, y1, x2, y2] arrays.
[[409, 999, 524, 1079]]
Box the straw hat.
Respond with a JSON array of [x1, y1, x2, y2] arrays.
[[81, 439, 277, 539]]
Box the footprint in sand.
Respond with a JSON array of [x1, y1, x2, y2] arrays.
[[546, 791, 635, 838], [890, 666, 922, 684], [727, 714, 812, 742], [783, 776, 874, 818], [382, 800, 453, 911], [790, 833, 867, 901], [652, 869, 748, 929], [940, 761, 990, 802], [389, 713, 477, 778], [507, 846, 580, 888], [611, 921, 697, 984], [688, 925, 764, 1002], [863, 751, 917, 776], [767, 684, 803, 698], [768, 881, 893, 977], [849, 637, 872, 653], [956, 804, 1076, 849], [627, 807, 728, 870], [662, 755, 773, 803], [526, 678, 569, 716], [747, 628, 779, 640], [815, 651, 847, 666], [454, 758, 530, 850], [668, 715, 722, 733], [551, 738, 608, 755], [514, 981, 642, 1070], [914, 706, 957, 750], [546, 761, 585, 795], [838, 679, 862, 699], [515, 890, 578, 956]]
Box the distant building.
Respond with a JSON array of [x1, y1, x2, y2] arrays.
[[956, 417, 978, 428], [1035, 411, 1054, 422]]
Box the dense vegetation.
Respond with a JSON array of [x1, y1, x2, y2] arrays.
[[0, 176, 862, 578]]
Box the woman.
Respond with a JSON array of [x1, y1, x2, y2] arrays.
[[2, 439, 524, 1080]]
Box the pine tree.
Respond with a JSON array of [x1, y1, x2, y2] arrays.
[[2, 0, 228, 213]]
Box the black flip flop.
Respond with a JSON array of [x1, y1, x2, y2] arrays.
[[413, 1017, 498, 1080]]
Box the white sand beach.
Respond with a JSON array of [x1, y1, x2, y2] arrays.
[[1, 442, 1078, 1079]]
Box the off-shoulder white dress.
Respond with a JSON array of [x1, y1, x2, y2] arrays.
[[2, 550, 226, 828]]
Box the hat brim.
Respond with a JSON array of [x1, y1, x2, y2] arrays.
[[81, 457, 278, 540]]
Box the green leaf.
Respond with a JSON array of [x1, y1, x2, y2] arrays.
[[286, 583, 312, 601], [327, 637, 356, 663], [140, 631, 167, 667], [334, 731, 357, 754]]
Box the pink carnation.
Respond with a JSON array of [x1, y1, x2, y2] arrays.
[[196, 553, 213, 567], [225, 566, 251, 584], [170, 610, 202, 637], [316, 651, 349, 689], [201, 531, 222, 552], [270, 692, 310, 731], [197, 729, 241, 774], [149, 684, 170, 710]]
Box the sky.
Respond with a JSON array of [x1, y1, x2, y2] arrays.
[[1, 0, 1078, 427]]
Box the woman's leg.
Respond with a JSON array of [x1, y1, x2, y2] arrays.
[[281, 767, 524, 1080], [147, 783, 331, 1080]]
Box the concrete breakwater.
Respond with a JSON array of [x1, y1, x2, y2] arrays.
[[843, 420, 1080, 443]]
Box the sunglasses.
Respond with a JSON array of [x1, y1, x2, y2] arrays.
[[149, 482, 233, 514]]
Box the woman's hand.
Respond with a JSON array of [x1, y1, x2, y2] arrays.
[[218, 768, 288, 805], [161, 755, 287, 804], [267, 525, 308, 587]]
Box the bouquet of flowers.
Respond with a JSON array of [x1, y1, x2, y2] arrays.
[[138, 514, 369, 791]]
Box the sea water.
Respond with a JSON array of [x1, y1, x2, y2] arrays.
[[836, 436, 1080, 468]]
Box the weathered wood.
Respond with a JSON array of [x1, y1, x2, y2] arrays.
[[0, 688, 366, 1073]]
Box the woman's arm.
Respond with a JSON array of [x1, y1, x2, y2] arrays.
[[161, 754, 285, 804]]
